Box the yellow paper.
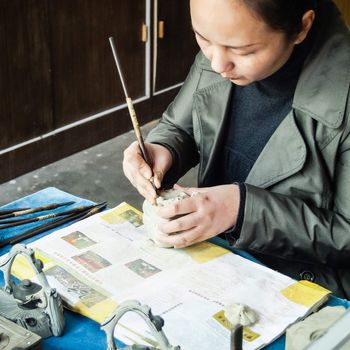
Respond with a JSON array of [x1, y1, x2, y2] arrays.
[[75, 298, 118, 324], [281, 280, 330, 307], [11, 251, 57, 280], [183, 241, 229, 263], [11, 254, 36, 279], [212, 310, 260, 342], [101, 202, 143, 226]]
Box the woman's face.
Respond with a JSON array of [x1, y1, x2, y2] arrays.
[[190, 0, 299, 85]]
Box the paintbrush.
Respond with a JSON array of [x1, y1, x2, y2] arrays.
[[73, 202, 107, 221], [0, 201, 74, 220], [0, 203, 103, 229], [0, 208, 29, 215], [109, 36, 158, 194], [0, 202, 107, 248]]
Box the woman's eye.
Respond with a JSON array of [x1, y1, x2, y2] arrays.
[[240, 51, 256, 56], [195, 34, 209, 43]]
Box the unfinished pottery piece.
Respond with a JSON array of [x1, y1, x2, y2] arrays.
[[142, 189, 188, 248], [224, 303, 259, 326]]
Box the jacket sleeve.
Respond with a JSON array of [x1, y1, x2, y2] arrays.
[[236, 123, 350, 268], [146, 53, 204, 186]]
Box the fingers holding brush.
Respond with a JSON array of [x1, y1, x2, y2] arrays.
[[123, 142, 173, 204], [123, 141, 158, 203]]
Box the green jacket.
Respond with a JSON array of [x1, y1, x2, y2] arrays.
[[147, 1, 350, 298]]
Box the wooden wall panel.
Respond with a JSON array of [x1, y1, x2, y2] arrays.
[[0, 0, 191, 184], [334, 0, 350, 24], [0, 0, 52, 149], [0, 89, 178, 183], [154, 0, 198, 92], [49, 0, 146, 127]]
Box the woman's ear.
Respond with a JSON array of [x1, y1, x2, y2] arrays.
[[294, 10, 316, 44]]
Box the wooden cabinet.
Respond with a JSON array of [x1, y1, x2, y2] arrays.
[[153, 0, 198, 93], [1, 1, 347, 184], [334, 0, 350, 24], [0, 1, 198, 183], [0, 0, 52, 149], [49, 0, 147, 127]]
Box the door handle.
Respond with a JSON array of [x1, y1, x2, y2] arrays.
[[158, 20, 164, 39], [141, 23, 148, 42]]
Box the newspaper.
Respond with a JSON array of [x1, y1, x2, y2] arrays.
[[10, 202, 331, 350]]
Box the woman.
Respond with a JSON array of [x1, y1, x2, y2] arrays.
[[123, 0, 350, 298]]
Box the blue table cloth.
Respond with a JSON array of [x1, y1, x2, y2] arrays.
[[1, 187, 349, 350]]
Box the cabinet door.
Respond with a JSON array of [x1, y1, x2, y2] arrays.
[[153, 0, 199, 94], [49, 0, 148, 127], [0, 0, 52, 150]]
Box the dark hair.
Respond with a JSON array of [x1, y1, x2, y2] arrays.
[[241, 0, 318, 38]]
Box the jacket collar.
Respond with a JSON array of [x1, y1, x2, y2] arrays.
[[292, 0, 350, 129], [245, 111, 306, 188], [195, 80, 307, 188]]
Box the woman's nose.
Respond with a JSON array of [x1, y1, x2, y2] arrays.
[[210, 47, 234, 74]]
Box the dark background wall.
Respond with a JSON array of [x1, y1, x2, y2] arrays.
[[0, 1, 349, 184], [0, 0, 198, 183]]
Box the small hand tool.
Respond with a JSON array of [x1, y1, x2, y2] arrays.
[[230, 324, 243, 350], [0, 201, 74, 220], [0, 244, 65, 338], [101, 299, 180, 350], [0, 202, 107, 248], [0, 203, 100, 229], [0, 208, 29, 215], [109, 36, 158, 195]]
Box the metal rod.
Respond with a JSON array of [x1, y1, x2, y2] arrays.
[[109, 36, 157, 194], [230, 324, 243, 350], [109, 37, 129, 99]]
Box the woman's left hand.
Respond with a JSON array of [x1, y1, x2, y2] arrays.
[[155, 183, 241, 248]]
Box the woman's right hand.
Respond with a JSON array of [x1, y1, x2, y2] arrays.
[[123, 141, 173, 204]]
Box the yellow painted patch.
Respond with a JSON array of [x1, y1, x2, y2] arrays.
[[281, 280, 331, 307], [34, 251, 51, 265], [213, 310, 232, 330], [183, 241, 229, 263], [75, 298, 119, 324], [11, 254, 36, 279], [101, 202, 143, 226], [11, 250, 57, 280], [213, 310, 260, 342], [243, 327, 260, 342]]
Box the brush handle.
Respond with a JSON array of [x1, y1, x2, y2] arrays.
[[0, 208, 29, 215], [109, 36, 157, 194], [0, 202, 107, 248], [126, 97, 153, 168], [0, 201, 74, 220]]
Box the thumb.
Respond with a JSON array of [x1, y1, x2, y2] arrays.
[[139, 162, 154, 180], [153, 169, 165, 189]]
